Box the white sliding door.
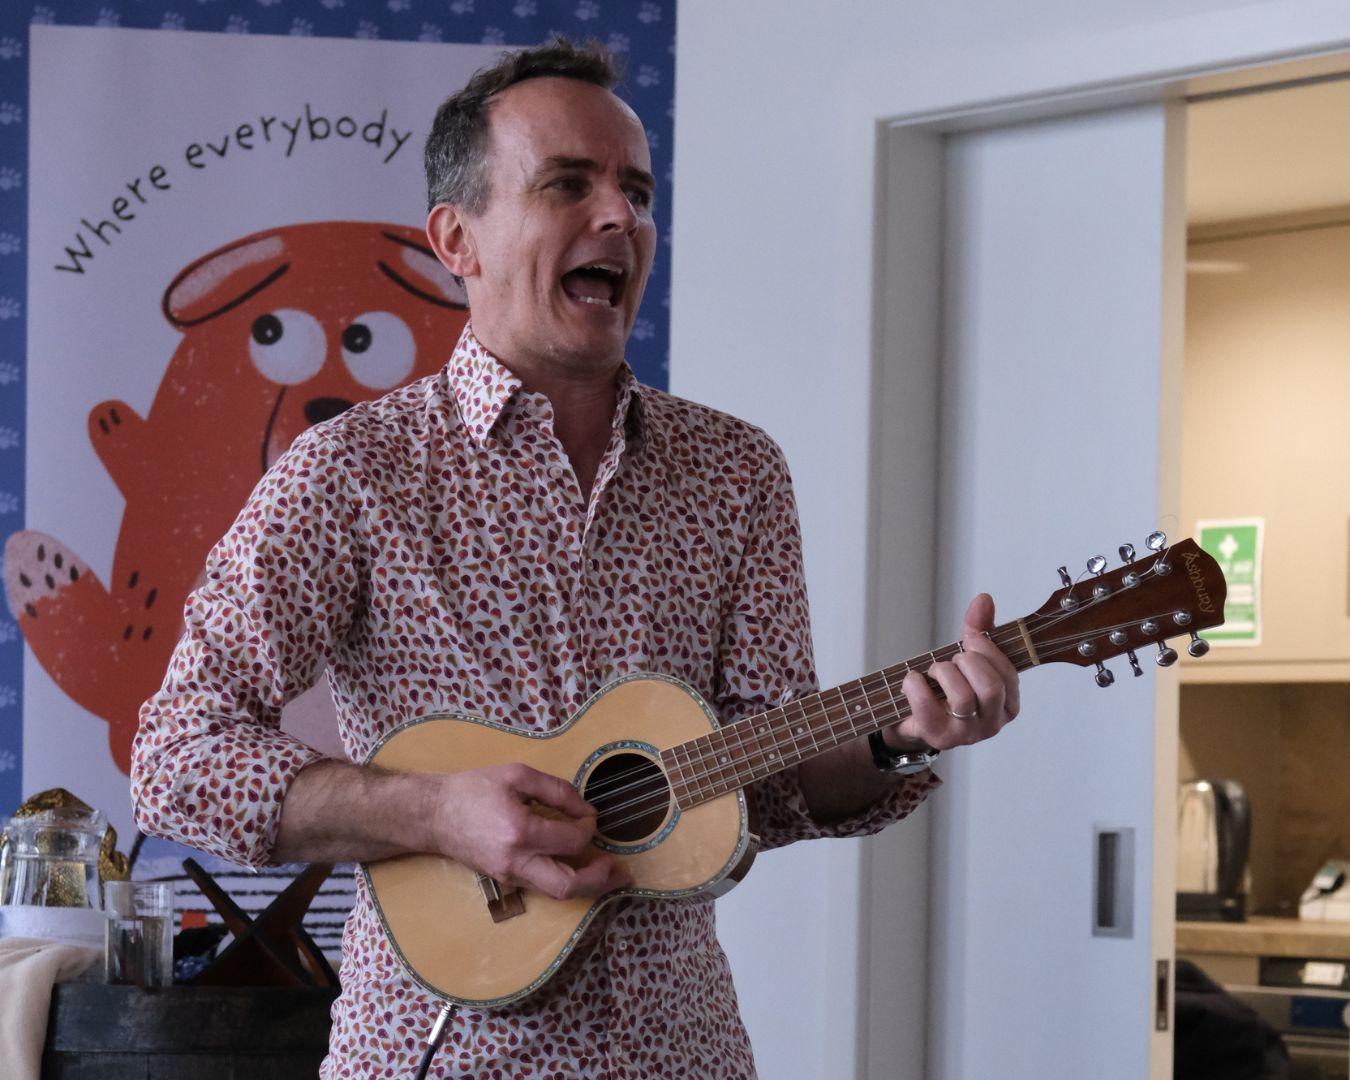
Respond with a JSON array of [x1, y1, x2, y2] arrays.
[[924, 102, 1186, 1080]]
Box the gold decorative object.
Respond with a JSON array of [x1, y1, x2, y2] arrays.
[[2, 788, 131, 900]]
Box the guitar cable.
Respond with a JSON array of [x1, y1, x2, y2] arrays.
[[413, 1000, 460, 1080]]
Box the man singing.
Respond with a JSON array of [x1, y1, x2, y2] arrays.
[[132, 38, 1018, 1077]]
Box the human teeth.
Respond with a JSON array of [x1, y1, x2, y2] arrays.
[[576, 295, 610, 306]]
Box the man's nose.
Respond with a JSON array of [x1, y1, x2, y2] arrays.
[[594, 183, 640, 234]]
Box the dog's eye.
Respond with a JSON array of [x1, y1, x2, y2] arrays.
[[341, 312, 415, 389], [248, 310, 324, 385]]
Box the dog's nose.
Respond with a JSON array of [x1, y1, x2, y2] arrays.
[[304, 397, 354, 425]]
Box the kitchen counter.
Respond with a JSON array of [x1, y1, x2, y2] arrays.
[[1178, 916, 1350, 960]]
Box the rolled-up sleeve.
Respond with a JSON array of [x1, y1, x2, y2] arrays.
[[130, 428, 365, 867], [711, 434, 938, 852]]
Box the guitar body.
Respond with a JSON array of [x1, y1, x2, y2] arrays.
[[361, 673, 754, 1008]]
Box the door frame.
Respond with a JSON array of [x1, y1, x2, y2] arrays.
[[861, 44, 1350, 1080]]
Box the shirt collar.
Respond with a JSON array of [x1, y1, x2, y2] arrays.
[[447, 325, 647, 448]]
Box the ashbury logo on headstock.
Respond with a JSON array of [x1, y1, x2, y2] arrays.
[[1182, 550, 1216, 615]]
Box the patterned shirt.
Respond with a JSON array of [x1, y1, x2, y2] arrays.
[[132, 328, 938, 1078]]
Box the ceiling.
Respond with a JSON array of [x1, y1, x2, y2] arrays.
[[1187, 76, 1350, 226]]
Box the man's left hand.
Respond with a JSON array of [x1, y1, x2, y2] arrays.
[[886, 593, 1019, 753]]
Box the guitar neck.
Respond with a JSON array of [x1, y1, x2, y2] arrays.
[[661, 618, 1038, 810]]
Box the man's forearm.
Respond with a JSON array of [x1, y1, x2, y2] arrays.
[[273, 759, 443, 864], [797, 737, 901, 825]]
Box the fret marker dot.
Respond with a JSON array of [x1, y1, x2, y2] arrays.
[[720, 755, 728, 764]]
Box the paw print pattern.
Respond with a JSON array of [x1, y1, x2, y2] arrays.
[[386, 0, 410, 11], [256, 0, 281, 6], [0, 298, 20, 320], [0, 492, 17, 515], [606, 32, 630, 53], [95, 8, 121, 26], [0, 686, 17, 709], [161, 12, 187, 29], [225, 14, 249, 32], [0, 168, 20, 192], [638, 1, 661, 23], [417, 23, 442, 41], [30, 7, 56, 25], [0, 363, 18, 385], [354, 20, 380, 39], [481, 26, 505, 44], [636, 64, 660, 88], [0, 427, 18, 450], [0, 620, 16, 644], [512, 0, 537, 16], [449, 0, 473, 13], [0, 103, 23, 126], [0, 37, 23, 60], [0, 233, 21, 256], [319, 0, 344, 9], [289, 17, 314, 34], [575, 0, 599, 20], [645, 128, 660, 150], [631, 318, 655, 341], [0, 750, 14, 773]]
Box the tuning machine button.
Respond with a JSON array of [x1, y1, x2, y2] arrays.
[[1094, 662, 1114, 688], [1087, 556, 1107, 576], [1118, 543, 1136, 564], [1109, 630, 1128, 646], [1146, 531, 1167, 551], [1155, 642, 1179, 667], [1187, 632, 1210, 658], [1058, 566, 1072, 588], [1077, 641, 1098, 658], [1140, 620, 1160, 636], [1173, 611, 1193, 627], [1126, 650, 1143, 677]]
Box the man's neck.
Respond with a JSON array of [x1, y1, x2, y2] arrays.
[[481, 336, 622, 501]]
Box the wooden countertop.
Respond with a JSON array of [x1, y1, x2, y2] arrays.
[[1178, 916, 1350, 960]]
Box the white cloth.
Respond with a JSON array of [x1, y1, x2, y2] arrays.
[[0, 936, 100, 1080]]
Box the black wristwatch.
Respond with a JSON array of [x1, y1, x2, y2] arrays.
[[868, 731, 939, 776]]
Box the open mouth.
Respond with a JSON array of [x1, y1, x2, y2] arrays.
[[560, 263, 627, 310]]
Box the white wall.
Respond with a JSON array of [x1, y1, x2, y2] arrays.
[[670, 3, 1350, 1077]]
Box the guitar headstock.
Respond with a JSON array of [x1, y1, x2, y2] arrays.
[[1022, 533, 1227, 686]]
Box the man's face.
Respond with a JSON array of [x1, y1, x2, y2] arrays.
[[456, 77, 657, 375]]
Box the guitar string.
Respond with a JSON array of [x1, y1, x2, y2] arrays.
[[581, 557, 1178, 807], [591, 619, 1181, 834], [587, 608, 1185, 829], [583, 596, 1162, 811], [582, 583, 1146, 806]]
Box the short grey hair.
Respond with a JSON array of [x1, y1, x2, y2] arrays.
[[424, 36, 622, 215]]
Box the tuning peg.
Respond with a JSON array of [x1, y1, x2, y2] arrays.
[[1146, 530, 1167, 552], [1126, 650, 1143, 677], [1087, 555, 1107, 576], [1058, 566, 1072, 588], [1187, 632, 1210, 658], [1118, 543, 1136, 564], [1155, 642, 1178, 667], [1094, 662, 1115, 688]]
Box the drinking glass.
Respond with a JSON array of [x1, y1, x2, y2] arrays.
[[104, 880, 173, 988]]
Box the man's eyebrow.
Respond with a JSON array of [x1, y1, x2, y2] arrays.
[[536, 156, 656, 190]]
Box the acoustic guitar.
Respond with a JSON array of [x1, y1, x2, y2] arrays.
[[362, 534, 1226, 1007]]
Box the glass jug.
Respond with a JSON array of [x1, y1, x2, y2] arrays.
[[0, 806, 107, 910]]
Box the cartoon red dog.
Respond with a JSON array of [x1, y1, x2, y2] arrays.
[[5, 221, 469, 774]]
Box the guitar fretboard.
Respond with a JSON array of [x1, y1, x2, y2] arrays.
[[660, 620, 1036, 809]]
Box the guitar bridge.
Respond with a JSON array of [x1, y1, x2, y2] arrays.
[[476, 873, 526, 923]]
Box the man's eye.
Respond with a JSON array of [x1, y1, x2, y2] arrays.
[[550, 176, 586, 193], [626, 187, 654, 208]]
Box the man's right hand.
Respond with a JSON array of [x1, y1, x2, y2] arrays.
[[273, 758, 630, 902], [431, 763, 631, 901]]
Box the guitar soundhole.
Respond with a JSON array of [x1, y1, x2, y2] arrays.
[[583, 752, 671, 845]]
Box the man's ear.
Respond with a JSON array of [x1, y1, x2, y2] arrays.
[[426, 203, 479, 281]]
